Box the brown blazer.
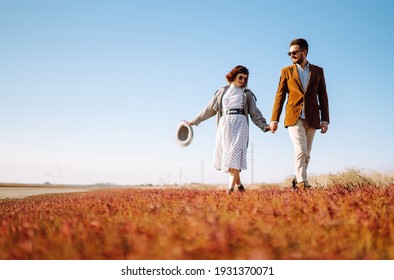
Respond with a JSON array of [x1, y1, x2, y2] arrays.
[[271, 63, 330, 129]]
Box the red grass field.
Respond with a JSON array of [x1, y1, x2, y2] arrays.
[[1, 185, 394, 260]]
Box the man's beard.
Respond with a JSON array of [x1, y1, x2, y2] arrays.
[[292, 56, 304, 65]]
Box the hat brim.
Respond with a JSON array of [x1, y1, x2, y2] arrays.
[[176, 122, 193, 147]]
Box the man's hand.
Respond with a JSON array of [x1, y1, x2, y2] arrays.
[[269, 122, 278, 133], [320, 122, 329, 133]]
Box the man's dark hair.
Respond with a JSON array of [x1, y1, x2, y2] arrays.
[[290, 38, 309, 54]]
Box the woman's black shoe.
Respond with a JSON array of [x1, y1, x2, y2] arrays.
[[237, 184, 246, 192]]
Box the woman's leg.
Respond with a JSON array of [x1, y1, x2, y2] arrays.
[[236, 174, 241, 186], [227, 168, 240, 193], [236, 170, 246, 192], [228, 169, 246, 193]]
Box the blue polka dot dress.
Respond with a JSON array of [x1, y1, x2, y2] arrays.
[[214, 85, 248, 172]]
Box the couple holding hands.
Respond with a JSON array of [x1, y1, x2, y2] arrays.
[[187, 38, 330, 194]]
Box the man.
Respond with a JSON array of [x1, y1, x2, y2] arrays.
[[270, 38, 330, 189]]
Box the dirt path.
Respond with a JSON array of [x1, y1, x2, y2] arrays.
[[0, 186, 90, 199]]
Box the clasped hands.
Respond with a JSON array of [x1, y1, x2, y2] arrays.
[[268, 121, 328, 134]]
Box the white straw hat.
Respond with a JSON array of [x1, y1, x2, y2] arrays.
[[175, 121, 193, 147]]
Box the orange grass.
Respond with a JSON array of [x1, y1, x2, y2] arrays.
[[1, 185, 394, 260]]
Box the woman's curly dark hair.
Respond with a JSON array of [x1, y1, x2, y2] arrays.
[[225, 65, 249, 87]]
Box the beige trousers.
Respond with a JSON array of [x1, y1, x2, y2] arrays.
[[288, 118, 316, 183]]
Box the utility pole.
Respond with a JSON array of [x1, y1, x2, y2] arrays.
[[249, 142, 257, 184]]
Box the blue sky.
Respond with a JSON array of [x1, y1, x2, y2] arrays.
[[0, 0, 393, 186]]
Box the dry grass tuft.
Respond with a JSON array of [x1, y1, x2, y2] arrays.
[[281, 168, 394, 189]]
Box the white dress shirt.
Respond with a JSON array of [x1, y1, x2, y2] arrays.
[[296, 62, 310, 119]]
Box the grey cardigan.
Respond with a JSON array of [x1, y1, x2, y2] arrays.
[[191, 85, 269, 132]]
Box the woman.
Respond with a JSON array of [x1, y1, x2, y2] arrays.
[[188, 65, 269, 194]]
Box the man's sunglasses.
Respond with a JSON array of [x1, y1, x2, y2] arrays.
[[287, 50, 304, 56]]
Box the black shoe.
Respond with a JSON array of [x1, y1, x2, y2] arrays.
[[291, 178, 297, 189], [237, 184, 246, 192], [295, 181, 312, 190], [226, 188, 234, 194]]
